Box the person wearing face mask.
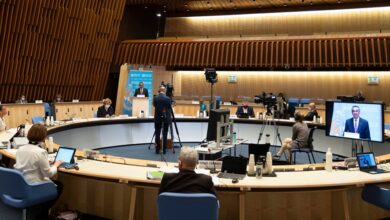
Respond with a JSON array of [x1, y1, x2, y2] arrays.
[[303, 102, 319, 121], [236, 101, 255, 118], [54, 94, 63, 103], [97, 98, 114, 118], [14, 124, 63, 219], [16, 94, 28, 104]]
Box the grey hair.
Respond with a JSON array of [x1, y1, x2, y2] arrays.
[[179, 146, 198, 168]]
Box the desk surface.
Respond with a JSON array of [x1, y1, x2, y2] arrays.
[[2, 116, 390, 190]]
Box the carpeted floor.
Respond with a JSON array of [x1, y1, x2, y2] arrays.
[[97, 143, 344, 164]]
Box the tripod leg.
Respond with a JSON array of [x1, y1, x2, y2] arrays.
[[170, 108, 183, 154], [148, 132, 156, 150]]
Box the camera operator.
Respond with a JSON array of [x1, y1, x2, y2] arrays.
[[153, 85, 172, 154]]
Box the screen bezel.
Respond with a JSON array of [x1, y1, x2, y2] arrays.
[[356, 152, 377, 170], [54, 146, 76, 163], [325, 100, 384, 143]]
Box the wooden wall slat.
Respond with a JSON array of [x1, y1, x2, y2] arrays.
[[116, 36, 390, 70]]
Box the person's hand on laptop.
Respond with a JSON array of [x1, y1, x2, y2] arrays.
[[54, 160, 63, 168]]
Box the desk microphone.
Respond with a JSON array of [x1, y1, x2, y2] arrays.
[[210, 160, 218, 174]]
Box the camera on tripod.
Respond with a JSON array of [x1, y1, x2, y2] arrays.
[[254, 92, 277, 116], [166, 83, 174, 99]]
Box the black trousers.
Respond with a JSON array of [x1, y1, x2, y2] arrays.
[[36, 180, 63, 220], [155, 120, 170, 153]]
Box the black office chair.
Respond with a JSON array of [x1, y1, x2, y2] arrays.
[[291, 127, 316, 164]]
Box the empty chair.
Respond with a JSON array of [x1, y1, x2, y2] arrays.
[[31, 116, 44, 124], [362, 185, 390, 211], [291, 127, 316, 164], [158, 192, 219, 220], [299, 98, 311, 107], [0, 167, 58, 220], [287, 98, 299, 117], [44, 102, 51, 117]]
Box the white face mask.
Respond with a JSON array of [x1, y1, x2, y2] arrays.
[[105, 105, 110, 109]]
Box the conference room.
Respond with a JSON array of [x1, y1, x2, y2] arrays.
[[1, 0, 390, 219]]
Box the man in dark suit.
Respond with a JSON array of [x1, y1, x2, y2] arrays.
[[133, 82, 149, 97], [304, 102, 319, 121], [344, 105, 370, 140], [159, 147, 216, 195], [97, 98, 114, 118], [153, 86, 172, 154], [235, 101, 255, 118]]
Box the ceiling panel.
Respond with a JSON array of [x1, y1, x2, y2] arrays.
[[126, 0, 390, 17]]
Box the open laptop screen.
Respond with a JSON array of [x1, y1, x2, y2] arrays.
[[221, 156, 248, 174], [54, 147, 76, 164], [357, 153, 376, 169]]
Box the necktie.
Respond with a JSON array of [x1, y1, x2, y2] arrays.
[[141, 88, 143, 94], [354, 119, 358, 133]]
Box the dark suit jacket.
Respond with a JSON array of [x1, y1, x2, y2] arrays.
[[97, 105, 114, 118], [304, 110, 318, 121], [134, 88, 149, 97], [159, 169, 216, 195], [344, 117, 371, 140], [236, 106, 255, 118], [153, 93, 172, 123]]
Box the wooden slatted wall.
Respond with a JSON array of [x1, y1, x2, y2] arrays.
[[116, 35, 390, 69], [0, 0, 125, 103]]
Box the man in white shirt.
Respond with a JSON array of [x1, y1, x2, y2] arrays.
[[0, 105, 7, 132]]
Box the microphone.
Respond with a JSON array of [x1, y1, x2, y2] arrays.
[[210, 160, 218, 174]]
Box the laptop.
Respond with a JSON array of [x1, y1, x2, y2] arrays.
[[356, 152, 389, 174], [237, 113, 249, 119], [217, 156, 248, 180], [248, 143, 270, 163], [54, 147, 76, 168]]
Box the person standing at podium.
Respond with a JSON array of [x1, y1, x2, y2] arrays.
[[97, 98, 114, 118], [134, 82, 149, 97], [153, 86, 172, 154], [0, 105, 8, 132]]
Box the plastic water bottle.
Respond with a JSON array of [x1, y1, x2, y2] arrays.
[[325, 148, 333, 172], [50, 116, 54, 126], [313, 115, 317, 123], [45, 116, 50, 126], [233, 132, 237, 144]]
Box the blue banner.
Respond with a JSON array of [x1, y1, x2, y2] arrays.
[[123, 70, 153, 115]]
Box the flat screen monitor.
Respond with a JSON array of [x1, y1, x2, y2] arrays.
[[206, 109, 230, 141], [325, 101, 384, 142]]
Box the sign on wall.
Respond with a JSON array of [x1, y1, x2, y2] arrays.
[[367, 76, 379, 85]]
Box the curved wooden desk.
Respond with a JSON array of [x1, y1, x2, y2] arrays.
[[1, 118, 390, 220]]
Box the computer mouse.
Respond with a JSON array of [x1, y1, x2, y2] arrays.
[[232, 178, 239, 184]]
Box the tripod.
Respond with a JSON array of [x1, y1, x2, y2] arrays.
[[148, 106, 183, 154], [257, 113, 284, 158]]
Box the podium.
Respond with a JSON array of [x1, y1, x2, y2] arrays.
[[132, 97, 149, 117]]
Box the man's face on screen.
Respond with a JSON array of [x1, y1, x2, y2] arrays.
[[352, 107, 360, 119]]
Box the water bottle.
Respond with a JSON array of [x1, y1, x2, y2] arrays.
[[233, 132, 237, 144], [45, 116, 50, 126], [256, 161, 263, 179], [50, 116, 54, 126], [325, 148, 333, 172], [313, 115, 316, 123]]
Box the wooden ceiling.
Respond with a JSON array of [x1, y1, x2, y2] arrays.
[[126, 0, 390, 16]]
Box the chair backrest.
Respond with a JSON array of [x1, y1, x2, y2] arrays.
[[0, 167, 57, 209], [299, 98, 311, 107], [158, 192, 219, 220], [362, 185, 390, 211], [307, 127, 316, 150], [32, 116, 44, 124], [0, 167, 29, 199], [44, 102, 51, 116]]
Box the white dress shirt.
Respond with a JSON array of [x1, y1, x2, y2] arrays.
[[0, 117, 6, 132], [14, 144, 57, 184]]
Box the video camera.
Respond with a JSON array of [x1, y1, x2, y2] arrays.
[[166, 83, 174, 99], [254, 92, 277, 107]]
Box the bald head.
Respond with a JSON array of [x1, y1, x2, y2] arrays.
[[178, 147, 198, 170], [159, 85, 166, 93], [308, 102, 316, 110]]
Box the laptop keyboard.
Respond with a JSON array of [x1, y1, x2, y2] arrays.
[[217, 172, 246, 180], [377, 163, 390, 172]]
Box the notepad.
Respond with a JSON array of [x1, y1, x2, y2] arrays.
[[146, 171, 164, 180]]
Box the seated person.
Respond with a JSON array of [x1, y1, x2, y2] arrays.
[[14, 124, 63, 220], [54, 94, 63, 103], [354, 90, 365, 102], [303, 102, 319, 121], [97, 98, 114, 118], [0, 105, 7, 132], [276, 93, 287, 118], [274, 112, 309, 162], [236, 101, 255, 118], [15, 94, 28, 104], [159, 147, 216, 195]]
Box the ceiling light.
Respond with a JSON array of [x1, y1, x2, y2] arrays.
[[156, 12, 162, 17]]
